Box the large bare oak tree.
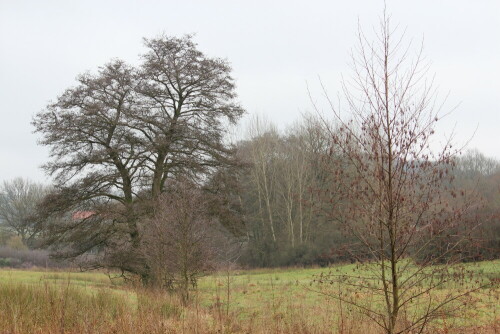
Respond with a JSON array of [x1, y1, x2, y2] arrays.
[[33, 35, 244, 283]]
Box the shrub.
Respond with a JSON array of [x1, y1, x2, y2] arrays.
[[0, 246, 68, 268], [6, 236, 28, 251]]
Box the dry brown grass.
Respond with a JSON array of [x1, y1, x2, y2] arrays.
[[0, 264, 498, 334]]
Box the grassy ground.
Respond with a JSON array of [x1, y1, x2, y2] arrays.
[[0, 261, 498, 333]]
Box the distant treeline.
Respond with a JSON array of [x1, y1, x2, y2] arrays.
[[233, 116, 500, 267], [1, 115, 499, 269]]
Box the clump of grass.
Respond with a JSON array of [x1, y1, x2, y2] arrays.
[[136, 288, 182, 319], [0, 281, 129, 333]]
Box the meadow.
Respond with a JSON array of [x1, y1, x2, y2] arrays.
[[0, 261, 498, 334]]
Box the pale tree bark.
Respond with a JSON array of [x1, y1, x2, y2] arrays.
[[247, 116, 279, 243]]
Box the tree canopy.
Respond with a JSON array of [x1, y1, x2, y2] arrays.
[[33, 35, 244, 281]]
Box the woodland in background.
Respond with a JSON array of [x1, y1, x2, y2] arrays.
[[2, 116, 498, 269], [236, 117, 500, 268]]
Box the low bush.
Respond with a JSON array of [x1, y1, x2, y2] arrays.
[[0, 246, 68, 268]]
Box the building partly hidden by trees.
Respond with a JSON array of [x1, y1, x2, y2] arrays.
[[33, 35, 245, 288]]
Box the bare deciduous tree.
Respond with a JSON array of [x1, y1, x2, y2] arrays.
[[238, 115, 336, 266], [246, 117, 280, 243], [140, 180, 221, 302], [33, 35, 244, 283], [0, 178, 49, 246], [313, 11, 479, 334]]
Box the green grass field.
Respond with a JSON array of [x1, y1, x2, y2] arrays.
[[0, 261, 499, 333]]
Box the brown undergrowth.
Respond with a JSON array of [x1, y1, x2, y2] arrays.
[[0, 268, 498, 334]]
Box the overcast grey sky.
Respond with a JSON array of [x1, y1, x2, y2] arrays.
[[1, 0, 499, 185]]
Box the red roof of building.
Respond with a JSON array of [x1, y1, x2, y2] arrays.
[[72, 211, 95, 220]]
